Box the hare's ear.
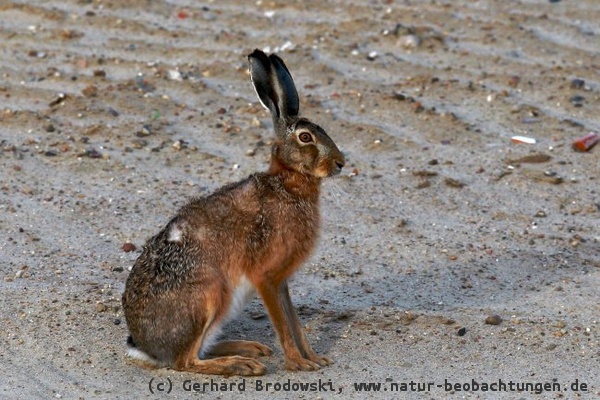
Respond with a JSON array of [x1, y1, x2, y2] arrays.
[[269, 54, 299, 119], [248, 49, 279, 117], [248, 49, 300, 121]]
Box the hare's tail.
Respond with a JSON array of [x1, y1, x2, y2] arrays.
[[126, 335, 160, 367]]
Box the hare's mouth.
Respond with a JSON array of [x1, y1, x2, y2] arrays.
[[314, 161, 343, 178]]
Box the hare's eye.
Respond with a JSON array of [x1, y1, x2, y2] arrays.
[[298, 132, 313, 143]]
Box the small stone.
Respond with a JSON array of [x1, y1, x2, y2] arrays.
[[49, 93, 68, 107], [44, 123, 56, 133], [569, 95, 585, 107], [136, 125, 152, 137], [122, 242, 136, 252], [84, 125, 102, 136], [554, 320, 566, 329], [507, 153, 552, 164], [366, 51, 378, 61], [457, 327, 467, 336], [397, 34, 420, 48], [28, 50, 45, 58], [245, 149, 256, 157], [114, 319, 121, 325], [507, 76, 521, 88], [444, 177, 465, 188], [82, 85, 98, 97], [83, 148, 102, 158], [172, 140, 187, 151], [111, 266, 124, 272], [412, 101, 424, 113], [546, 343, 557, 350], [393, 91, 410, 101], [95, 303, 107, 313], [131, 139, 147, 149], [168, 70, 183, 81], [534, 210, 547, 218], [570, 78, 585, 89], [61, 29, 83, 40], [511, 135, 537, 144], [485, 315, 503, 325], [413, 170, 438, 177], [250, 312, 266, 320]]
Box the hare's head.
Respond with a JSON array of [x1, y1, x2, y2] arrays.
[[248, 49, 345, 178]]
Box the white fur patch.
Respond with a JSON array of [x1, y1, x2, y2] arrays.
[[168, 225, 183, 242], [226, 275, 255, 321], [126, 346, 159, 367], [199, 275, 255, 357]]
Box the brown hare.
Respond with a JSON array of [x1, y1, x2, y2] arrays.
[[121, 49, 345, 376]]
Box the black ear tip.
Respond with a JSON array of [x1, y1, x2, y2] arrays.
[[248, 49, 267, 60]]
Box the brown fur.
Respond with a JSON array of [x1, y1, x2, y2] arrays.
[[121, 50, 344, 376]]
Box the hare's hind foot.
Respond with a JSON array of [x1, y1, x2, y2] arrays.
[[174, 355, 266, 376], [209, 340, 273, 359]]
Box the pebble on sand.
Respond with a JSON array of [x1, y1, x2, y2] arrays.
[[485, 315, 503, 325], [444, 177, 466, 188], [572, 132, 599, 152], [511, 135, 536, 144], [122, 242, 137, 252]]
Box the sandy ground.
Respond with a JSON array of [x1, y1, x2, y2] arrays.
[[1, 0, 599, 398]]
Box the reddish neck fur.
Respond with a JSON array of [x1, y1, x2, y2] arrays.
[[268, 155, 321, 201]]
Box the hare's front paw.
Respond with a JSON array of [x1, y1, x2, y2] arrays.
[[307, 353, 332, 367], [284, 354, 331, 371]]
